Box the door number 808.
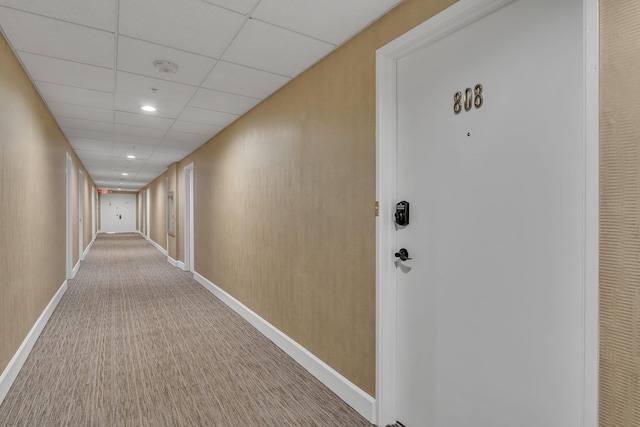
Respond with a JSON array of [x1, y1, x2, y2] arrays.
[[454, 84, 483, 114]]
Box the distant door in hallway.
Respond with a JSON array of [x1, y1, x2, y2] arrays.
[[78, 170, 84, 260], [184, 163, 194, 272], [100, 193, 136, 233], [390, 0, 594, 426]]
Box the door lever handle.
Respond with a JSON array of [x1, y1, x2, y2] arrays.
[[394, 248, 412, 261]]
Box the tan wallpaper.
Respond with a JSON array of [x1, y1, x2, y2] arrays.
[[0, 32, 94, 372], [600, 1, 640, 425]]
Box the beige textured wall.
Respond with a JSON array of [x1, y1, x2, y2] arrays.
[[167, 0, 456, 396], [600, 1, 640, 425], [0, 32, 93, 373]]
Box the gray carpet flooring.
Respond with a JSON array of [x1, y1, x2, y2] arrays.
[[0, 233, 375, 426]]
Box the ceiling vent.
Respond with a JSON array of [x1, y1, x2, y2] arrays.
[[153, 60, 178, 74]]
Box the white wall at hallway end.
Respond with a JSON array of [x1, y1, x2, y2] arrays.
[[193, 272, 377, 424], [0, 280, 67, 405]]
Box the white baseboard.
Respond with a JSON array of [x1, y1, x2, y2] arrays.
[[148, 238, 167, 256], [167, 256, 186, 271], [193, 272, 376, 424], [82, 239, 94, 260], [72, 259, 80, 277], [0, 280, 67, 405]]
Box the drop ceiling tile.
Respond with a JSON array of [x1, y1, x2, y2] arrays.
[[63, 128, 114, 141], [117, 36, 217, 86], [115, 132, 163, 146], [201, 0, 259, 14], [189, 88, 260, 115], [115, 111, 174, 131], [201, 61, 290, 99], [58, 117, 114, 133], [169, 120, 222, 136], [48, 101, 113, 122], [113, 158, 144, 173], [115, 123, 167, 139], [252, 0, 401, 45], [113, 142, 156, 159], [19, 52, 114, 92], [148, 148, 192, 163], [178, 107, 239, 127], [0, 0, 116, 31], [36, 82, 113, 109], [222, 19, 334, 77], [0, 7, 114, 68], [73, 149, 113, 160], [68, 137, 113, 152], [119, 0, 245, 58], [115, 71, 197, 118], [163, 130, 209, 147]]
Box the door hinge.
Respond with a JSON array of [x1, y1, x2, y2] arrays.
[[375, 201, 379, 217]]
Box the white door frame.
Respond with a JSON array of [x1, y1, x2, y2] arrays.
[[374, 0, 599, 425], [184, 163, 194, 272], [146, 189, 151, 239], [91, 185, 96, 240], [78, 170, 84, 260], [65, 153, 73, 279]]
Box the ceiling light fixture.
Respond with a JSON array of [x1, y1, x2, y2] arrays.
[[141, 105, 156, 112], [118, 188, 122, 190], [127, 155, 136, 159], [121, 172, 128, 176], [153, 60, 178, 74]]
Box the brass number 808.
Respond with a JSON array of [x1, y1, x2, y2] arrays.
[[454, 84, 483, 115]]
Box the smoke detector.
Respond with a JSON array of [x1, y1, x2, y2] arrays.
[[153, 60, 178, 74]]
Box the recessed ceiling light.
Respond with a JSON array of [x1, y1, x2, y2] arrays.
[[121, 172, 128, 176], [118, 188, 122, 190], [127, 155, 136, 159], [141, 105, 156, 112]]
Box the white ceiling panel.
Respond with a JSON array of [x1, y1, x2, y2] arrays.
[[113, 142, 156, 159], [19, 52, 114, 92], [63, 128, 114, 141], [73, 149, 113, 160], [115, 111, 174, 131], [201, 61, 290, 99], [222, 19, 335, 77], [162, 130, 209, 147], [0, 7, 114, 68], [115, 71, 197, 118], [201, 0, 260, 15], [119, 0, 245, 58], [36, 82, 113, 109], [68, 138, 113, 152], [57, 117, 114, 133], [115, 132, 164, 146], [169, 121, 222, 136], [178, 107, 239, 127], [0, 0, 116, 31], [189, 88, 261, 115], [117, 36, 217, 86], [115, 123, 167, 139], [252, 0, 402, 45], [48, 102, 113, 123]]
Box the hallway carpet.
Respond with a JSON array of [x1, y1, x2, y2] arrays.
[[0, 233, 374, 426]]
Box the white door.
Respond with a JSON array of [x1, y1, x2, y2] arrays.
[[184, 163, 194, 272], [100, 193, 136, 233], [395, 0, 589, 425]]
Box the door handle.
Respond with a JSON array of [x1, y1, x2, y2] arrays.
[[394, 248, 412, 261]]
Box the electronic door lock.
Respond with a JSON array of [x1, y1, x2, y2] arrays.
[[395, 201, 410, 226]]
